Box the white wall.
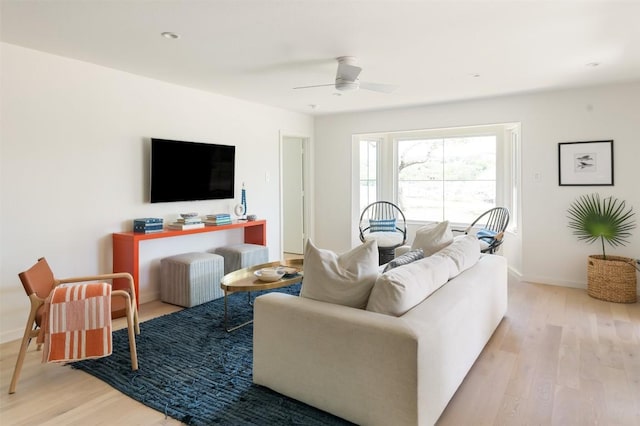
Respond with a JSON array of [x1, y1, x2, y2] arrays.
[[314, 82, 640, 290], [0, 43, 313, 343]]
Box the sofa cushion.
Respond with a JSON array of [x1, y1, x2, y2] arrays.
[[411, 221, 453, 256], [432, 235, 481, 279], [366, 255, 450, 316], [383, 248, 424, 273], [363, 231, 404, 248], [367, 235, 482, 317], [300, 239, 379, 309]]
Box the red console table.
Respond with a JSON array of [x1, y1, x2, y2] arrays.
[[111, 220, 266, 315]]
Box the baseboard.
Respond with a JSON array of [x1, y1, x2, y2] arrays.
[[507, 266, 522, 281], [506, 262, 588, 288], [140, 290, 160, 305], [519, 274, 586, 289], [0, 328, 24, 345]]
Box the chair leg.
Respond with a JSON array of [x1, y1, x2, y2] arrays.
[[8, 323, 37, 394], [134, 304, 140, 335], [130, 291, 140, 335], [124, 296, 138, 371], [378, 247, 395, 265]]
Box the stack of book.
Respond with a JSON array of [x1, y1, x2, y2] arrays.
[[168, 216, 205, 230], [204, 213, 232, 226], [133, 218, 164, 233]]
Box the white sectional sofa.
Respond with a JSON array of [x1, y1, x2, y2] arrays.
[[253, 237, 508, 426]]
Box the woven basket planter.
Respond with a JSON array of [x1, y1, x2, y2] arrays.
[[587, 255, 637, 303]]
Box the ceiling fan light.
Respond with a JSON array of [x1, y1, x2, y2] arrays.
[[161, 31, 180, 40], [335, 80, 360, 91]]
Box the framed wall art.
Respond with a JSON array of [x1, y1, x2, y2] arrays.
[[558, 140, 613, 186]]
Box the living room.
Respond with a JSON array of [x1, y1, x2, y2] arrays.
[[1, 1, 639, 425]]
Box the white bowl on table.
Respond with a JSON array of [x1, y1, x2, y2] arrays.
[[254, 267, 285, 282], [180, 212, 199, 219]]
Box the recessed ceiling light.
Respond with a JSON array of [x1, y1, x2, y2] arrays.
[[161, 32, 180, 40], [470, 73, 481, 78], [586, 62, 600, 67], [333, 93, 342, 97]]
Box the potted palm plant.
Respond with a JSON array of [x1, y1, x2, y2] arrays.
[[567, 193, 637, 303]]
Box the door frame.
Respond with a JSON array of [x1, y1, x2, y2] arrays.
[[279, 131, 313, 258]]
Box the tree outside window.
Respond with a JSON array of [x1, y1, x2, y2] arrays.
[[397, 136, 496, 223]]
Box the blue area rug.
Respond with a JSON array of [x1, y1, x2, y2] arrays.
[[71, 284, 353, 425]]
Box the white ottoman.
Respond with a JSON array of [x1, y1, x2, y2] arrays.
[[212, 243, 269, 274], [160, 252, 224, 307]]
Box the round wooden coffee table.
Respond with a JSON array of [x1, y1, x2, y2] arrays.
[[220, 258, 303, 332]]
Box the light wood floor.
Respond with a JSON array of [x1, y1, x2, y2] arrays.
[[1, 279, 638, 426]]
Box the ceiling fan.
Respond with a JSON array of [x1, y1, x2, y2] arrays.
[[293, 56, 398, 94]]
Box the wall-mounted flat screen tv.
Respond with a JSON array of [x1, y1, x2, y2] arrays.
[[150, 138, 235, 203]]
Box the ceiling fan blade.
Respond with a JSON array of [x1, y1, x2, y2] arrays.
[[336, 63, 362, 82], [359, 81, 399, 93], [293, 83, 335, 90]]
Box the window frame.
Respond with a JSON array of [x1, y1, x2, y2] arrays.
[[354, 123, 520, 231], [358, 136, 386, 212]]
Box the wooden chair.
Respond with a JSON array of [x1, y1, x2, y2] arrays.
[[359, 201, 407, 265], [8, 257, 140, 394], [461, 207, 510, 254]]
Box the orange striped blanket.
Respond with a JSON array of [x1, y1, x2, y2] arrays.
[[39, 282, 112, 363]]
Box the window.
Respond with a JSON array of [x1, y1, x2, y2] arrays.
[[397, 135, 496, 223], [359, 139, 378, 212], [356, 123, 520, 227]]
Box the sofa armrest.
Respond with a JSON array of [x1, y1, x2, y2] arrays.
[[253, 293, 420, 426]]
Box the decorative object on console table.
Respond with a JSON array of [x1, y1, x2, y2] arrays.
[[204, 213, 232, 226], [175, 217, 202, 224], [133, 218, 163, 233], [233, 203, 245, 219], [567, 193, 637, 303], [241, 182, 247, 220], [558, 140, 614, 186], [168, 222, 205, 230], [168, 213, 204, 230]]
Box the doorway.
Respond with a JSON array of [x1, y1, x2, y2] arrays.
[[281, 135, 307, 256]]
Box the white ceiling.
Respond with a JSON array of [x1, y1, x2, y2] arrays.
[[2, 0, 640, 115]]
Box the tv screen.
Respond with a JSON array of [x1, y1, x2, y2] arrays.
[[150, 138, 235, 203]]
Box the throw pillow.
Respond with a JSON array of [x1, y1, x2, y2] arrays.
[[382, 248, 424, 273], [476, 228, 497, 240], [369, 218, 397, 233], [300, 239, 379, 309], [475, 228, 498, 251], [366, 255, 450, 316], [431, 234, 481, 279], [411, 221, 453, 256]]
